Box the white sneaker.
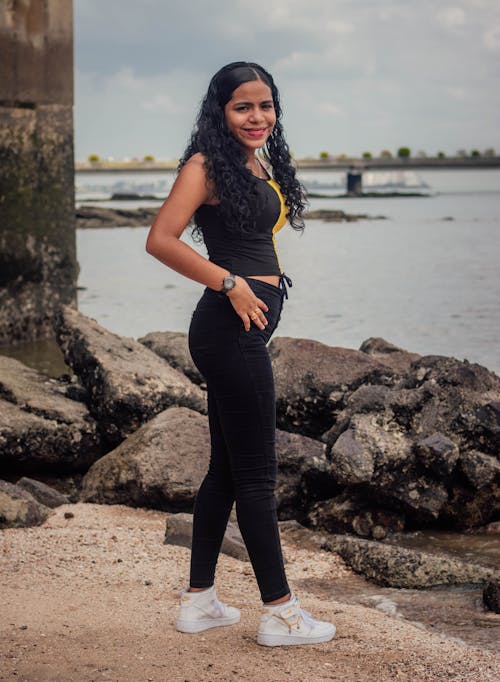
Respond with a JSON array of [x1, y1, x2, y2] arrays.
[[257, 593, 336, 646], [176, 586, 240, 633]]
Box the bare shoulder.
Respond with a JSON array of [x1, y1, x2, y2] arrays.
[[183, 152, 207, 172], [165, 153, 212, 207], [175, 153, 207, 184], [185, 151, 206, 165], [179, 153, 216, 203]]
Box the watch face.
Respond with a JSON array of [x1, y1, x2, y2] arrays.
[[223, 275, 236, 291]]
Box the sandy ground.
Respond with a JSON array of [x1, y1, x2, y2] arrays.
[[1, 503, 499, 682]]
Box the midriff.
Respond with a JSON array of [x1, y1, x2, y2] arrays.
[[247, 275, 280, 288]]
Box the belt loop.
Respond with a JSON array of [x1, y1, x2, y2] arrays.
[[279, 273, 293, 299]]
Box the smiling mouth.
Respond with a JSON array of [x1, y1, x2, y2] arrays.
[[244, 128, 267, 137]]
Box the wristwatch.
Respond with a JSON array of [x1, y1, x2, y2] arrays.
[[220, 273, 236, 295]]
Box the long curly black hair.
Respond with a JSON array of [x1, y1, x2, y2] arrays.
[[179, 61, 306, 235]]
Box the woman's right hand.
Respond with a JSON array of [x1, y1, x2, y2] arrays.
[[227, 276, 269, 331]]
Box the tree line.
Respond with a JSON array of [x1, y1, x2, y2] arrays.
[[318, 147, 496, 160]]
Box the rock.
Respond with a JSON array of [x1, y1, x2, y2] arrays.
[[391, 476, 449, 520], [138, 331, 203, 385], [0, 355, 102, 474], [441, 483, 500, 530], [308, 491, 405, 539], [80, 407, 209, 509], [415, 432, 459, 477], [475, 401, 500, 453], [274, 430, 336, 519], [278, 519, 332, 552], [81, 407, 334, 516], [16, 477, 70, 508], [318, 353, 500, 531], [406, 355, 500, 393], [326, 417, 440, 523], [404, 358, 500, 457], [0, 480, 50, 528], [53, 306, 207, 445], [303, 209, 375, 222], [483, 521, 500, 534], [329, 429, 375, 485], [483, 580, 500, 613], [76, 205, 158, 228], [326, 412, 418, 507], [359, 337, 421, 374], [164, 512, 249, 562], [268, 337, 394, 437], [458, 450, 500, 488], [322, 533, 498, 588], [343, 384, 393, 413]]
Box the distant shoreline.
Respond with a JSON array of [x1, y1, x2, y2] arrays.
[[75, 157, 500, 173]]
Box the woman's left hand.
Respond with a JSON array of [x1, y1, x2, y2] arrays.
[[227, 277, 269, 331]]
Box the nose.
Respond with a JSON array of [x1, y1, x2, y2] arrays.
[[249, 107, 265, 123]]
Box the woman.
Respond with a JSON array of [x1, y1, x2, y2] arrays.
[[146, 61, 335, 647]]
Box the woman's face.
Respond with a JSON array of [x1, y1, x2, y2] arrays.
[[224, 79, 276, 157]]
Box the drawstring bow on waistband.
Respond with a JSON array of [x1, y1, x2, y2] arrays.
[[279, 273, 293, 299]]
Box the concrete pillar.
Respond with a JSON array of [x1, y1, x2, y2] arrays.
[[0, 0, 77, 344], [347, 171, 363, 196]]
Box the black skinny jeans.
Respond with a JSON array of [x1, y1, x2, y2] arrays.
[[188, 277, 290, 603]]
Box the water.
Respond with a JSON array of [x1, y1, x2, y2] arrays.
[[75, 168, 500, 374], [383, 528, 500, 569]]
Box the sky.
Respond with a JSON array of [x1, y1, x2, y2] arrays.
[[74, 0, 500, 161]]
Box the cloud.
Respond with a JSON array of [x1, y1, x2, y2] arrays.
[[74, 0, 500, 159], [445, 86, 468, 100], [483, 25, 500, 51], [317, 102, 343, 116], [435, 6, 466, 30], [74, 66, 205, 159], [141, 94, 181, 114]]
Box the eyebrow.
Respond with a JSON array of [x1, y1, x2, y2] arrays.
[[232, 99, 274, 106]]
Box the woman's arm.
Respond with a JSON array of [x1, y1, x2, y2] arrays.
[[145, 154, 269, 331]]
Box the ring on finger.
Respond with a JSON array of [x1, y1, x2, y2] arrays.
[[250, 312, 258, 320]]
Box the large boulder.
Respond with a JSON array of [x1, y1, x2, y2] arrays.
[[80, 407, 334, 515], [316, 354, 500, 531], [269, 336, 395, 437], [0, 480, 50, 528], [80, 407, 209, 509], [0, 356, 102, 474], [138, 331, 203, 385], [53, 306, 207, 445], [405, 356, 500, 455]]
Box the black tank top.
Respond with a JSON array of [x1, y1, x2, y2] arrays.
[[195, 177, 288, 276]]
